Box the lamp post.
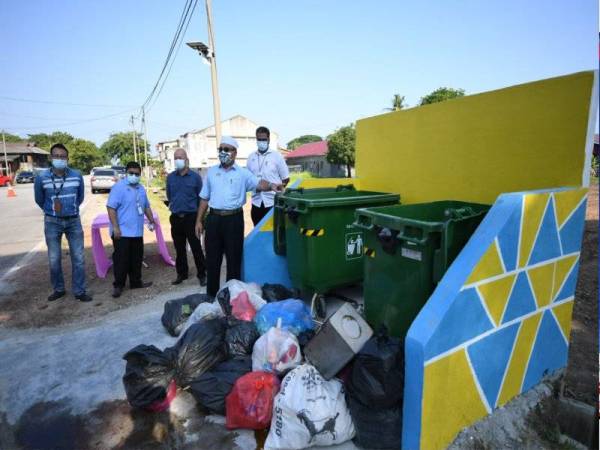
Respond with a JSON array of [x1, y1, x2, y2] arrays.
[[2, 130, 9, 177], [130, 115, 138, 163], [187, 0, 222, 145]]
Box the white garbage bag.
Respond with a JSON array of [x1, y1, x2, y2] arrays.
[[178, 301, 224, 338], [265, 364, 355, 449], [252, 326, 302, 375], [220, 279, 267, 312]]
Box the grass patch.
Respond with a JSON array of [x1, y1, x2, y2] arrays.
[[147, 189, 170, 227]]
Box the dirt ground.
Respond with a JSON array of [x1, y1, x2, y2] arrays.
[[0, 188, 256, 329]]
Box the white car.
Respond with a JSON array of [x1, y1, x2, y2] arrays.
[[91, 168, 118, 194]]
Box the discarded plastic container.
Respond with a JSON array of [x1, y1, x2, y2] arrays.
[[354, 200, 490, 337], [277, 185, 399, 295], [304, 302, 373, 380]]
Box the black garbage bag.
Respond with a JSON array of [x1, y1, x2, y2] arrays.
[[161, 294, 214, 337], [189, 356, 252, 415], [346, 326, 404, 409], [122, 344, 176, 409], [225, 317, 260, 357], [167, 319, 228, 388], [346, 394, 402, 450], [217, 288, 232, 316], [261, 283, 300, 302]]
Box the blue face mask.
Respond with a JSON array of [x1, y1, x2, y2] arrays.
[[257, 141, 269, 153], [219, 151, 233, 166], [127, 174, 140, 185], [174, 159, 186, 171], [51, 159, 67, 170]]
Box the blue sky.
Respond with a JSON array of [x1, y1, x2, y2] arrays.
[[0, 1, 597, 148]]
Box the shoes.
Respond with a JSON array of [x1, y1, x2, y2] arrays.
[[75, 293, 93, 302], [112, 287, 123, 298], [198, 274, 207, 287], [47, 291, 66, 302], [172, 276, 188, 285], [131, 281, 153, 289]]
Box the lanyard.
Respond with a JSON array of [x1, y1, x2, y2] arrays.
[[51, 173, 66, 196], [257, 152, 269, 176]]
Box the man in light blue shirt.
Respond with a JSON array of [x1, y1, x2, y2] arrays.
[[195, 136, 282, 296], [107, 161, 155, 298]]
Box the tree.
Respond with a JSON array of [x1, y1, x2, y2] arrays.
[[286, 135, 322, 151], [2, 132, 25, 143], [69, 138, 107, 173], [326, 124, 355, 178], [27, 131, 75, 150], [384, 94, 407, 111], [419, 87, 465, 106], [100, 131, 148, 165]]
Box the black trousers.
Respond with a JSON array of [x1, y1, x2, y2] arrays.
[[170, 213, 206, 279], [251, 202, 272, 226], [205, 211, 244, 297], [112, 236, 144, 288]]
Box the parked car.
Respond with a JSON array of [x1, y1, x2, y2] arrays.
[[16, 171, 35, 183], [112, 165, 126, 179], [0, 174, 11, 186], [91, 168, 119, 193]]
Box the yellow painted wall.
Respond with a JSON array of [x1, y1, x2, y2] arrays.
[[356, 72, 595, 205]]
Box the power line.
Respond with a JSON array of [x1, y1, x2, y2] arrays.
[[0, 95, 134, 108], [4, 109, 135, 131]]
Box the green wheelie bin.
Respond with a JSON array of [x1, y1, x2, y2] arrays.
[[277, 185, 400, 307], [353, 201, 490, 337]]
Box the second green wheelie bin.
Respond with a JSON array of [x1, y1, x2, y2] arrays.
[[277, 184, 400, 294], [353, 201, 490, 337]]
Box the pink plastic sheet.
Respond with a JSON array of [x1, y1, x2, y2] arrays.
[[91, 212, 175, 278]]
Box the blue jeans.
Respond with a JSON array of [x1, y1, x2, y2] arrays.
[[44, 216, 86, 295]]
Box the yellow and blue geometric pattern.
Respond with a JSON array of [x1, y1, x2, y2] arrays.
[[403, 187, 587, 450]]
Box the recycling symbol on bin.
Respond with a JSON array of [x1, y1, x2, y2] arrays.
[[345, 232, 364, 260]]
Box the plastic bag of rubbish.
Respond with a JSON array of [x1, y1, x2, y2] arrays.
[[345, 327, 404, 409], [346, 394, 402, 450], [252, 325, 302, 375], [122, 344, 176, 410], [161, 293, 213, 337], [261, 283, 300, 302], [231, 291, 257, 321], [254, 299, 313, 336], [226, 371, 280, 430], [225, 317, 260, 357], [218, 282, 266, 317], [178, 301, 224, 338], [265, 364, 355, 449], [189, 356, 252, 415], [221, 279, 262, 299], [167, 319, 228, 388]]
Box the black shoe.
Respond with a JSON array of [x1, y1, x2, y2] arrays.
[[47, 291, 66, 302], [131, 281, 153, 289], [172, 276, 188, 285], [198, 274, 207, 287], [75, 293, 93, 302], [112, 287, 123, 298]]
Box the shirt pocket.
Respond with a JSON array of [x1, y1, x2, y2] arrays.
[[228, 177, 242, 200]]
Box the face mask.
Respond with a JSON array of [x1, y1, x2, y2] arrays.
[[127, 174, 140, 185], [51, 159, 67, 170], [257, 141, 269, 153], [174, 159, 186, 171], [219, 151, 233, 166]]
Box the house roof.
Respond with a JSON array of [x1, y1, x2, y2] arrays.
[[285, 141, 328, 159], [182, 114, 251, 137], [4, 143, 49, 155]]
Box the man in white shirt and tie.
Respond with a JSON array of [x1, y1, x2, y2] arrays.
[[246, 126, 290, 226]]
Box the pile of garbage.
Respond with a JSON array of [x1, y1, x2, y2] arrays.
[[122, 280, 404, 449]]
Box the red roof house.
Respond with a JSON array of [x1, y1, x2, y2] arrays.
[[285, 141, 345, 177]]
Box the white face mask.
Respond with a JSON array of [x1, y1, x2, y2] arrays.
[[257, 141, 269, 153], [174, 159, 186, 171]]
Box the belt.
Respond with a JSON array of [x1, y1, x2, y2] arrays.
[[210, 207, 243, 216], [172, 211, 197, 218], [45, 214, 79, 220]]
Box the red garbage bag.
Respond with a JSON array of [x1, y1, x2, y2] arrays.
[[231, 291, 256, 321], [226, 371, 280, 430]]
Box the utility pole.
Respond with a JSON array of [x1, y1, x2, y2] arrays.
[[205, 0, 222, 144], [141, 107, 150, 187], [130, 115, 138, 163], [2, 130, 9, 177]]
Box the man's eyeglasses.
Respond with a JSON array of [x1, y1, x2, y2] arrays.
[[127, 172, 140, 176], [218, 147, 235, 153]]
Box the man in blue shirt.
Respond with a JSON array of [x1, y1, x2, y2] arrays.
[[166, 148, 206, 286], [34, 143, 91, 302], [195, 136, 283, 297], [107, 161, 155, 298]]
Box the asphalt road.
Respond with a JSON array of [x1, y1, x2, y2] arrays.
[[0, 176, 90, 278]]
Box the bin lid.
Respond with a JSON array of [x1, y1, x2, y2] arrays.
[[280, 185, 400, 209]]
